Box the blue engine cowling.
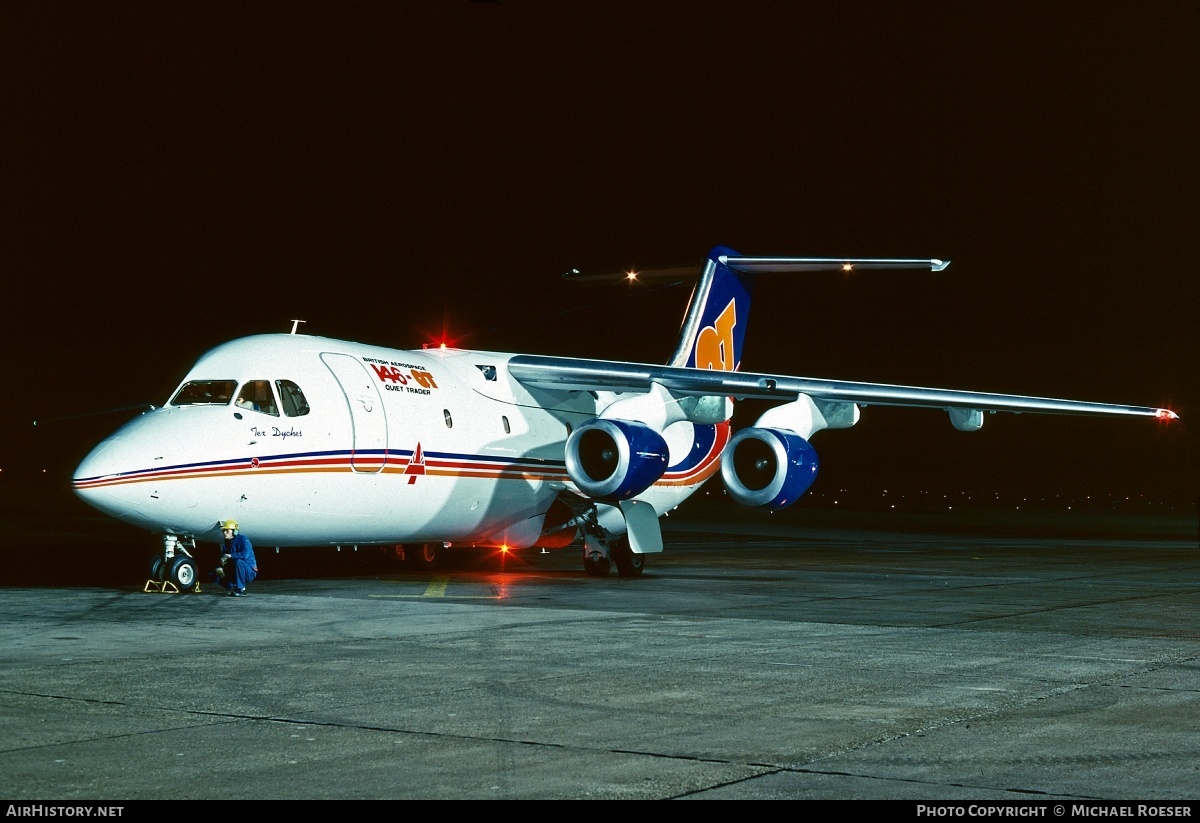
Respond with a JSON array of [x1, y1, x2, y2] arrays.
[[565, 419, 669, 502], [719, 427, 819, 510]]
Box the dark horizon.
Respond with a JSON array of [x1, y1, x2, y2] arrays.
[[2, 2, 1196, 507]]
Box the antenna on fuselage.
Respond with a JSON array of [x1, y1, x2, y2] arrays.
[[290, 320, 306, 335]]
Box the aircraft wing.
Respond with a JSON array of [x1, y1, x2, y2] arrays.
[[507, 354, 1177, 421]]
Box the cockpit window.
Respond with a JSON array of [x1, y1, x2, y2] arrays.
[[171, 380, 237, 406], [234, 380, 280, 416], [276, 380, 311, 417]]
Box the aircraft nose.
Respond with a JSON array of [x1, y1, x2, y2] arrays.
[[74, 434, 112, 484], [73, 434, 135, 517], [73, 407, 185, 488], [72, 412, 178, 521], [72, 405, 215, 536]]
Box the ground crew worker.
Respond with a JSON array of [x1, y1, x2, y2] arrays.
[[216, 519, 257, 597]]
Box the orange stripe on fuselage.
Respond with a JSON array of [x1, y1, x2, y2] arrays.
[[653, 421, 730, 488]]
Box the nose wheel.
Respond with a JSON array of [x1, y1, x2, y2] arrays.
[[144, 534, 201, 593]]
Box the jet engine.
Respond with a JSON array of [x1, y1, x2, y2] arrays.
[[565, 419, 669, 502], [720, 427, 819, 511]]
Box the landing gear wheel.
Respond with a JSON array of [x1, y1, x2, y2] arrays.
[[583, 554, 611, 577], [407, 543, 441, 570], [148, 556, 166, 582], [611, 537, 645, 578], [168, 556, 198, 592]]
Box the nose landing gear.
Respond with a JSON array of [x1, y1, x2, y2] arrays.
[[144, 534, 201, 593]]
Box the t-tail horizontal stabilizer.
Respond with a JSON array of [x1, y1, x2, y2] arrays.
[[721, 256, 950, 273], [563, 256, 949, 281]]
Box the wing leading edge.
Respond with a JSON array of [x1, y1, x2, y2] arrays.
[[507, 354, 1178, 421]]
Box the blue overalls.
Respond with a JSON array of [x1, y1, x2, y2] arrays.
[[222, 533, 258, 595]]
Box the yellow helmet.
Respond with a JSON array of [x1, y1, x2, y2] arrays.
[[221, 520, 238, 531]]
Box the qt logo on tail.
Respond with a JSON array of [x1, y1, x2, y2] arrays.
[[694, 299, 737, 372]]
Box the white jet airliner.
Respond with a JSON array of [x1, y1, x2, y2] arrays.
[[73, 246, 1178, 590]]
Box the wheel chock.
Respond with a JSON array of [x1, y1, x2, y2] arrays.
[[142, 576, 205, 593]]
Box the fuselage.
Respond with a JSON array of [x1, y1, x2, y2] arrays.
[[72, 334, 724, 549]]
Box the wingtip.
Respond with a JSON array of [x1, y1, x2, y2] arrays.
[[931, 259, 950, 271]]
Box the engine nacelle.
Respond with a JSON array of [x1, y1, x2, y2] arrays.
[[720, 427, 819, 511], [565, 419, 669, 502]]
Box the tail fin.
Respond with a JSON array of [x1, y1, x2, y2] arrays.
[[564, 246, 948, 372], [667, 248, 950, 370], [668, 246, 753, 371]]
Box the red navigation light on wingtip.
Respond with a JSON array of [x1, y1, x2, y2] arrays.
[[1155, 408, 1179, 421]]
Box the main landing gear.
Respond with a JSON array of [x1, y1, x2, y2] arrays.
[[390, 543, 442, 570], [145, 534, 201, 593], [582, 532, 644, 578], [610, 535, 645, 577], [550, 493, 647, 579]]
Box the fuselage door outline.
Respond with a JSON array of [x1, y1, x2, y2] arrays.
[[320, 352, 389, 473]]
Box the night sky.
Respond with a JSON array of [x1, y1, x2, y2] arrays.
[[2, 2, 1196, 508]]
